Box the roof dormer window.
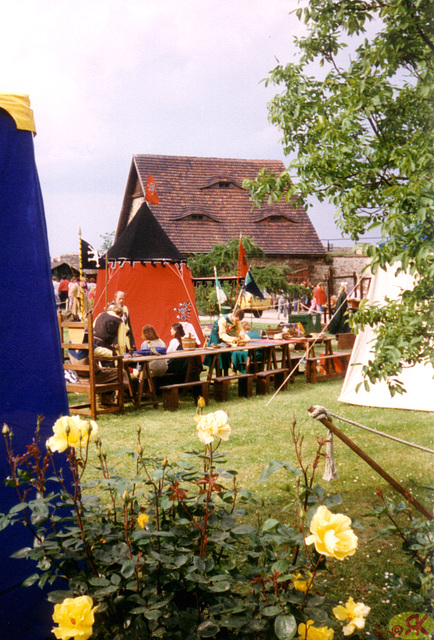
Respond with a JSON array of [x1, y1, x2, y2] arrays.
[[199, 176, 243, 190], [255, 212, 298, 224], [173, 207, 222, 223]]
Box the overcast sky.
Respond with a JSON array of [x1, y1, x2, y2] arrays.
[[2, 0, 361, 258]]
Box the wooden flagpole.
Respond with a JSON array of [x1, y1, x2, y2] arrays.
[[214, 266, 222, 314], [236, 232, 242, 299], [104, 254, 109, 310], [78, 227, 83, 318]]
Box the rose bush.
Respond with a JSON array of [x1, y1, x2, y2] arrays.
[[1, 413, 372, 639]]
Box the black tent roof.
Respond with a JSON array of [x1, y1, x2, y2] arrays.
[[106, 203, 184, 263]]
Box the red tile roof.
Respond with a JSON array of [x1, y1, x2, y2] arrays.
[[117, 154, 326, 257]]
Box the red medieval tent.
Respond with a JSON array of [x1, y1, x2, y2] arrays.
[[93, 203, 204, 346]]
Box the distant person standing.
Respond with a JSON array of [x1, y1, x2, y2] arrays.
[[58, 276, 69, 307], [68, 277, 80, 317], [52, 276, 60, 305], [277, 294, 285, 318], [329, 282, 350, 334], [309, 282, 327, 314]]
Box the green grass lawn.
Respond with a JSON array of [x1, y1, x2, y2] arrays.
[[76, 369, 433, 638]]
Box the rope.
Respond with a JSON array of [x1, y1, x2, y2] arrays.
[[310, 405, 434, 455], [266, 274, 366, 406]]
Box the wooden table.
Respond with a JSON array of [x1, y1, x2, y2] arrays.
[[126, 339, 294, 408], [287, 335, 350, 383]]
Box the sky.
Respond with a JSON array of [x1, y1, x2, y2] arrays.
[[2, 0, 364, 258]]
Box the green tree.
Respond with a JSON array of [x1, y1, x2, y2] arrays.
[[188, 237, 264, 278], [99, 231, 115, 252], [245, 0, 434, 393], [188, 238, 307, 315]]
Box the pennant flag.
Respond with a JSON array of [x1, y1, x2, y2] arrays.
[[243, 269, 264, 299], [145, 173, 159, 204], [237, 237, 249, 278], [80, 238, 104, 269], [215, 274, 227, 304]]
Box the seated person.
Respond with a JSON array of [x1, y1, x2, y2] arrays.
[[204, 309, 249, 375], [232, 321, 262, 374], [137, 325, 168, 378], [167, 322, 185, 353], [93, 304, 123, 355], [165, 322, 189, 383], [217, 309, 249, 346]]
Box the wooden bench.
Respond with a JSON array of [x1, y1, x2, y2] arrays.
[[213, 373, 255, 402], [160, 380, 209, 411], [305, 352, 351, 383], [256, 369, 290, 395]]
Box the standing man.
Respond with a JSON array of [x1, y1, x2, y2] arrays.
[[112, 290, 135, 353], [58, 276, 69, 307]]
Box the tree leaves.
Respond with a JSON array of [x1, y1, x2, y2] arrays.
[[246, 0, 434, 390]]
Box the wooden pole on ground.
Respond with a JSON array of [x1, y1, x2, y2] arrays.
[[307, 406, 433, 521]]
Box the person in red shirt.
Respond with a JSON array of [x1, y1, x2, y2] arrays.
[[58, 276, 69, 306], [309, 282, 327, 313]]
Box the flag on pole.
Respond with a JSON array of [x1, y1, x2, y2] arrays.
[[243, 269, 264, 299], [80, 238, 104, 269], [145, 173, 159, 204], [237, 237, 248, 279], [215, 274, 227, 304]]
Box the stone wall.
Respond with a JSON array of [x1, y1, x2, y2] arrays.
[[255, 250, 371, 296]]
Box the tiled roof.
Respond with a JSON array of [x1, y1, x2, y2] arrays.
[[117, 154, 326, 257]]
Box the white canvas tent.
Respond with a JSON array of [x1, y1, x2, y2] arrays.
[[338, 263, 434, 412]]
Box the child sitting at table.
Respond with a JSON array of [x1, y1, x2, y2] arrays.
[[137, 325, 168, 377]]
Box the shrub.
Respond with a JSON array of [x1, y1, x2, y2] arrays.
[[0, 413, 375, 639]]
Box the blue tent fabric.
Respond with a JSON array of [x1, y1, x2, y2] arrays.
[[0, 107, 70, 639]]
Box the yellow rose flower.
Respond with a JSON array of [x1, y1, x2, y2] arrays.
[[293, 569, 313, 592], [333, 596, 370, 636], [195, 410, 231, 444], [47, 416, 98, 453], [137, 513, 149, 529], [52, 595, 97, 640], [298, 620, 334, 640], [305, 505, 358, 561]]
